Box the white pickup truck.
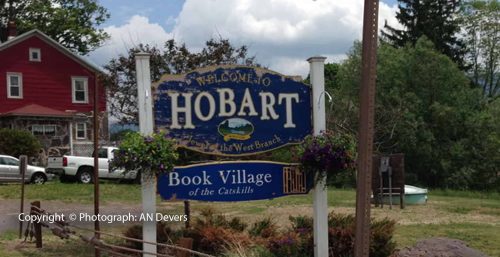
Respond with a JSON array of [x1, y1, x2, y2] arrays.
[[57, 147, 139, 184]]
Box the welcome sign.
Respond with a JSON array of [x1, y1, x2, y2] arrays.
[[153, 66, 312, 156], [157, 161, 312, 202]]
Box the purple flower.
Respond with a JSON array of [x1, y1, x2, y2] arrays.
[[144, 136, 153, 143]]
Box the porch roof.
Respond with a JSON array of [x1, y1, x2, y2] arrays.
[[0, 104, 75, 118]]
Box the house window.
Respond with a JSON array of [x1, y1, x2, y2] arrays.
[[32, 125, 44, 135], [32, 125, 57, 136], [44, 125, 56, 136], [72, 77, 88, 103], [7, 72, 22, 98], [29, 48, 41, 62], [76, 123, 87, 139]]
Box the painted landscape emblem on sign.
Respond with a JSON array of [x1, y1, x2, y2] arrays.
[[153, 66, 312, 156], [218, 118, 254, 141]]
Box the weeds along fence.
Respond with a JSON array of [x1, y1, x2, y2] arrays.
[[25, 201, 214, 257]]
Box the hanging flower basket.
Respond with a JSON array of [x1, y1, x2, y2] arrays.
[[297, 131, 356, 188], [110, 132, 178, 179]]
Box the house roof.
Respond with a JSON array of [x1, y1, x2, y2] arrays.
[[0, 104, 75, 118], [0, 29, 103, 73]]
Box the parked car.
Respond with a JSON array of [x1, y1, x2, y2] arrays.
[[51, 147, 139, 184], [0, 155, 53, 184]]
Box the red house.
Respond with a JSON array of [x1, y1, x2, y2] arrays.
[[0, 28, 107, 160]]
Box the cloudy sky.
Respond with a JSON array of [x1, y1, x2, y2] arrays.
[[89, 0, 400, 77]]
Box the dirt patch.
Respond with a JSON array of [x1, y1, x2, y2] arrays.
[[392, 237, 489, 257]]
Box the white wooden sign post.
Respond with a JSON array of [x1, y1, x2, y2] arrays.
[[135, 52, 157, 257], [308, 56, 328, 257]]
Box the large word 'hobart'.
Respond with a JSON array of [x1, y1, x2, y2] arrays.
[[168, 89, 299, 129]]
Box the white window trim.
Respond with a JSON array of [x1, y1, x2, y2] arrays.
[[6, 72, 23, 99], [76, 122, 87, 140], [31, 125, 44, 135], [31, 124, 57, 135], [43, 125, 56, 135], [29, 48, 41, 62], [72, 76, 89, 104]]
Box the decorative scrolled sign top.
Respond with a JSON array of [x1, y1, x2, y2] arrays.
[[153, 66, 312, 156]]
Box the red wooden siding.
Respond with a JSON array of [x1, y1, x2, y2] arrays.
[[0, 35, 106, 114]]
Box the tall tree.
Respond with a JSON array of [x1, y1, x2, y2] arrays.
[[331, 38, 500, 190], [0, 0, 109, 54], [382, 0, 466, 69], [460, 0, 500, 99], [101, 38, 257, 124]]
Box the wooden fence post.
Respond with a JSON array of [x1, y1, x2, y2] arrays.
[[31, 201, 42, 248], [184, 201, 190, 229], [19, 155, 27, 239]]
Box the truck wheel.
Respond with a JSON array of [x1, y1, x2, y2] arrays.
[[77, 168, 94, 184], [31, 173, 47, 185], [134, 171, 141, 184]]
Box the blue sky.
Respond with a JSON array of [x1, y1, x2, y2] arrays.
[[99, 0, 185, 30], [90, 0, 401, 77]]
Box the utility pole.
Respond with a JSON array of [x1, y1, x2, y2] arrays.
[[354, 0, 380, 256]]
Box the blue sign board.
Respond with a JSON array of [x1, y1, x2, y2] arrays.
[[153, 66, 312, 156], [157, 161, 312, 202]]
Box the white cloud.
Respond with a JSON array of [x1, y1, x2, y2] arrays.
[[91, 1, 400, 77], [169, 0, 399, 77], [89, 15, 172, 65]]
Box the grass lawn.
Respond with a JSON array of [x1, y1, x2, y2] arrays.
[[394, 223, 500, 257], [0, 180, 142, 204], [1, 182, 499, 256]]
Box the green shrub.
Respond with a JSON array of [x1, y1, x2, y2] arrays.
[[327, 212, 396, 257], [248, 217, 277, 238], [110, 132, 177, 177], [369, 218, 397, 257], [259, 216, 313, 257], [183, 225, 251, 255], [229, 217, 248, 232], [200, 226, 251, 254], [267, 232, 304, 257], [186, 207, 251, 254], [282, 212, 396, 257], [268, 145, 296, 163], [0, 128, 41, 157], [289, 215, 313, 232], [328, 212, 356, 228], [124, 210, 395, 257], [328, 169, 357, 188], [193, 207, 248, 232], [288, 215, 314, 254]]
